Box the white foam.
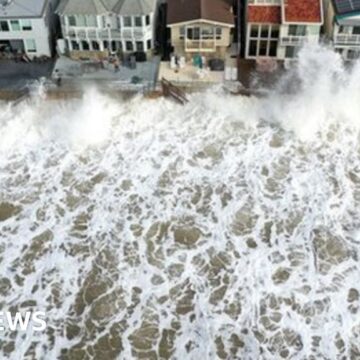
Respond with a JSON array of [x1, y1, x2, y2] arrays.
[[0, 44, 360, 359]]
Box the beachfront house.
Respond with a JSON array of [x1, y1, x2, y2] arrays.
[[324, 0, 360, 60], [245, 0, 323, 62], [56, 0, 159, 60], [166, 0, 235, 61], [0, 0, 59, 58]]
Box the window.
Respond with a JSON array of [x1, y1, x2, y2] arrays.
[[145, 15, 150, 26], [249, 40, 257, 56], [269, 40, 277, 56], [285, 46, 296, 58], [68, 15, 76, 26], [260, 25, 269, 38], [216, 27, 222, 39], [147, 39, 151, 50], [179, 26, 185, 39], [288, 25, 306, 36], [26, 39, 36, 53], [10, 20, 20, 31], [71, 41, 79, 50], [339, 25, 351, 34], [259, 40, 267, 55], [348, 49, 360, 60], [124, 16, 132, 27], [136, 41, 144, 51], [201, 27, 214, 39], [271, 26, 279, 39], [250, 25, 258, 38], [187, 27, 200, 40], [111, 40, 117, 51], [353, 26, 360, 35], [103, 40, 109, 49], [92, 41, 99, 50], [81, 41, 89, 50], [86, 15, 97, 27], [126, 41, 133, 51], [77, 15, 86, 27], [0, 21, 9, 31], [22, 20, 32, 31], [135, 17, 142, 27]]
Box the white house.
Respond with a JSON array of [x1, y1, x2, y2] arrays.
[[0, 0, 59, 58], [324, 0, 360, 61], [56, 0, 159, 60], [245, 0, 323, 61]]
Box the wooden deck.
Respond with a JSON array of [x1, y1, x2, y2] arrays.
[[161, 78, 188, 105]]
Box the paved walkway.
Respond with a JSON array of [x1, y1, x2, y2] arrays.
[[53, 56, 161, 89], [0, 59, 55, 90]]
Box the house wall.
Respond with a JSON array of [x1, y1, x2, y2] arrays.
[[323, 0, 335, 40], [245, 23, 279, 59], [0, 0, 59, 58], [277, 24, 321, 59], [60, 12, 156, 59], [245, 21, 322, 60], [169, 21, 232, 60], [0, 17, 52, 57]]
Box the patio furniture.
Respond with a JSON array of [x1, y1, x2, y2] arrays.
[[209, 58, 224, 71]]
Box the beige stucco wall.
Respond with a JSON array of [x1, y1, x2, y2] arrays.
[[323, 0, 335, 39], [169, 21, 232, 59]]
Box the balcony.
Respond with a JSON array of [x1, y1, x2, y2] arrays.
[[185, 40, 216, 52], [280, 36, 306, 46], [248, 0, 281, 4], [65, 26, 149, 42], [121, 27, 147, 40], [335, 34, 360, 45]]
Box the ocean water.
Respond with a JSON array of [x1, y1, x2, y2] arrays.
[[0, 46, 360, 359]]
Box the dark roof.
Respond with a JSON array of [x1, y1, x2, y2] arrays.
[[167, 0, 234, 25], [332, 0, 360, 15], [57, 0, 156, 16], [0, 0, 47, 18]]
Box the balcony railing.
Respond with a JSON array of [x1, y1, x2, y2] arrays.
[[248, 0, 281, 4], [121, 27, 147, 40], [185, 40, 216, 52], [280, 36, 307, 46], [66, 26, 149, 41], [335, 34, 360, 45]]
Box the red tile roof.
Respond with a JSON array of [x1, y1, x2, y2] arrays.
[[248, 5, 281, 24], [283, 0, 322, 23]]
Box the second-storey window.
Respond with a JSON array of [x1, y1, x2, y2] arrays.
[[179, 26, 185, 39], [10, 20, 20, 31], [86, 15, 97, 27], [135, 17, 142, 27], [202, 27, 214, 39], [68, 16, 76, 26], [288, 25, 306, 36], [187, 27, 200, 40], [0, 20, 9, 31], [338, 25, 351, 34], [216, 27, 222, 39], [124, 16, 132, 27], [22, 20, 32, 31], [353, 26, 360, 35], [145, 15, 150, 26]]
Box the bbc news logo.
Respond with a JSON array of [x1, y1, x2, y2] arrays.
[[0, 312, 47, 332]]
